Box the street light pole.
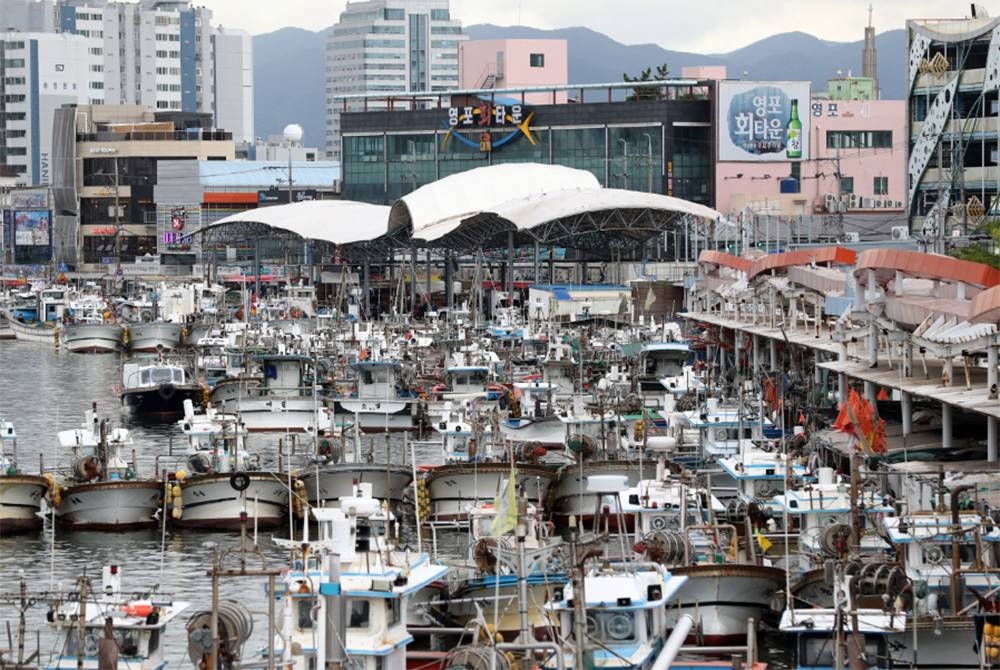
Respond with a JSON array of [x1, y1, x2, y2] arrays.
[[643, 133, 653, 193]]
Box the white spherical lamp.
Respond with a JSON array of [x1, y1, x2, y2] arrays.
[[283, 123, 304, 145]]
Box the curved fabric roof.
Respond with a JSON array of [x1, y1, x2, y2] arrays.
[[197, 200, 391, 246], [389, 163, 602, 238], [411, 187, 719, 251]]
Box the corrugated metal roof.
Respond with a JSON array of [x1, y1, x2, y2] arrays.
[[197, 161, 341, 188]]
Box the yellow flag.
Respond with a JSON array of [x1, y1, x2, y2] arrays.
[[755, 528, 773, 553], [489, 462, 518, 538]]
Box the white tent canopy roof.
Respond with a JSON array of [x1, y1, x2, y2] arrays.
[[413, 187, 721, 245], [389, 163, 601, 237], [199, 199, 392, 245]]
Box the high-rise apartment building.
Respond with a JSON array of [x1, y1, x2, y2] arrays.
[[0, 32, 99, 184], [325, 0, 465, 161], [0, 0, 253, 186]]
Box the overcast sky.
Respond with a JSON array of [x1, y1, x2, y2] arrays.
[[200, 0, 987, 53]]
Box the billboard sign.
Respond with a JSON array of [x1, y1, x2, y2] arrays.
[[718, 81, 811, 161], [13, 210, 53, 263], [9, 190, 49, 210]]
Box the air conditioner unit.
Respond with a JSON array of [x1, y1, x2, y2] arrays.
[[844, 231, 861, 243], [824, 193, 837, 212], [895, 200, 904, 208], [849, 194, 859, 209], [861, 196, 874, 209], [873, 199, 883, 208], [891, 225, 910, 240], [952, 228, 962, 238], [839, 202, 848, 213]]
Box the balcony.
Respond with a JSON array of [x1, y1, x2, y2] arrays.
[[76, 129, 233, 142]]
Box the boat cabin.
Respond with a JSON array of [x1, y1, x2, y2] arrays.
[[351, 361, 404, 400], [121, 360, 188, 390], [258, 355, 312, 397]]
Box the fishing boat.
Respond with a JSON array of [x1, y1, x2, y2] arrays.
[[219, 354, 332, 433], [119, 357, 204, 421], [0, 418, 48, 534], [336, 359, 416, 432], [7, 286, 66, 345], [61, 285, 123, 353], [256, 483, 449, 670], [297, 424, 411, 511], [420, 401, 555, 522], [168, 400, 289, 530], [44, 565, 189, 670], [54, 404, 161, 530]]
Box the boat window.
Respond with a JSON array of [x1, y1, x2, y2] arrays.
[[375, 370, 389, 384], [140, 370, 151, 385], [297, 597, 315, 630], [148, 628, 158, 655], [348, 600, 370, 628], [361, 370, 374, 385], [387, 597, 402, 627], [455, 374, 468, 385], [150, 368, 173, 385], [173, 369, 185, 383], [573, 611, 637, 643]]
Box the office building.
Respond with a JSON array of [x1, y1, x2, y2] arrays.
[[324, 0, 466, 161], [0, 0, 253, 186]]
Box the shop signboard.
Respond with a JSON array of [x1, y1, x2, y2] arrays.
[[13, 210, 53, 263], [717, 81, 811, 162], [441, 99, 536, 152]]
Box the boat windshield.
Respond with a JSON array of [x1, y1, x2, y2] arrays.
[[149, 368, 183, 384]]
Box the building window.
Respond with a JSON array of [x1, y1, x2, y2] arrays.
[[840, 176, 854, 194], [383, 8, 404, 20], [826, 130, 892, 149], [431, 9, 450, 20], [873, 176, 888, 195], [530, 53, 545, 68], [790, 162, 801, 181]]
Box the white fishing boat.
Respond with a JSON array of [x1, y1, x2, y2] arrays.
[[544, 559, 689, 669], [0, 419, 48, 534], [219, 354, 332, 433], [124, 320, 185, 352], [44, 565, 189, 670], [336, 360, 415, 432], [54, 404, 161, 531], [255, 483, 449, 670], [61, 321, 124, 353], [168, 399, 289, 530], [421, 401, 555, 522], [297, 424, 411, 510], [497, 380, 566, 445], [8, 286, 66, 345]]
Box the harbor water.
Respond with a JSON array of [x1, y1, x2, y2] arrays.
[[0, 339, 794, 668]]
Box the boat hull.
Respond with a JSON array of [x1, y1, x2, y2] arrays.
[[424, 462, 555, 522], [55, 480, 162, 530], [125, 322, 184, 352], [299, 463, 412, 507], [8, 318, 59, 345], [666, 564, 785, 645], [172, 472, 289, 530], [549, 459, 660, 530], [0, 475, 47, 534], [61, 323, 123, 353], [121, 384, 203, 421], [218, 396, 331, 433], [336, 399, 414, 432]]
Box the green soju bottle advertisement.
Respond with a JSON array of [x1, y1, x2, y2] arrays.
[[786, 98, 802, 159]]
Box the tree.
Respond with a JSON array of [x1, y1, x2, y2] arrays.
[[623, 64, 670, 101], [947, 219, 1000, 269]]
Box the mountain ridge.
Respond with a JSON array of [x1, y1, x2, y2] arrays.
[[252, 24, 906, 150]]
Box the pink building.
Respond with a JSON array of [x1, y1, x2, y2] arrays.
[[717, 98, 906, 218], [459, 39, 569, 103]]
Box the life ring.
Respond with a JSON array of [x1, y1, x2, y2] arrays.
[[290, 307, 304, 319], [229, 472, 251, 492], [158, 384, 176, 400], [651, 516, 667, 530]]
